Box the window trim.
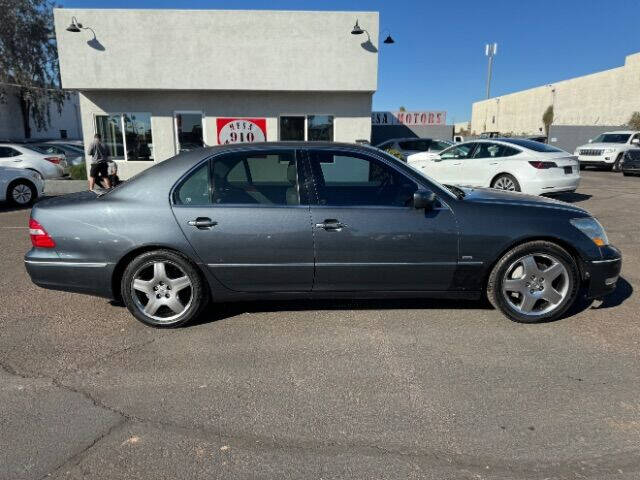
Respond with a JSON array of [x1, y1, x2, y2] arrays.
[[278, 114, 335, 141], [93, 112, 155, 163]]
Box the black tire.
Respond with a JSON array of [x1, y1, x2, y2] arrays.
[[579, 164, 586, 171], [623, 172, 632, 177], [486, 241, 580, 323], [612, 153, 624, 172], [7, 180, 37, 207], [121, 249, 209, 328], [491, 173, 521, 192]]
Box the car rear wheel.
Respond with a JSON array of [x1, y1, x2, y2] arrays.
[[8, 180, 36, 207], [486, 241, 579, 323], [121, 250, 209, 327], [491, 174, 521, 192]]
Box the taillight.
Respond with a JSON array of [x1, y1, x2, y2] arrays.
[[44, 156, 62, 164], [29, 218, 56, 248], [528, 161, 558, 169]]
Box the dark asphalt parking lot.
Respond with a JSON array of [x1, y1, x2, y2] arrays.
[[1, 170, 638, 479]]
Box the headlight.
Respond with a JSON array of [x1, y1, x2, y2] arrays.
[[604, 148, 617, 154], [570, 217, 609, 246]]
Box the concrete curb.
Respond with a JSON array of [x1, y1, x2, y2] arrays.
[[45, 180, 87, 196]]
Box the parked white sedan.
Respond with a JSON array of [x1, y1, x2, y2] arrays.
[[0, 166, 45, 206], [407, 138, 580, 196], [0, 143, 69, 179]]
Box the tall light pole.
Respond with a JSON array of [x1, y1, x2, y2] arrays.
[[485, 42, 498, 99]]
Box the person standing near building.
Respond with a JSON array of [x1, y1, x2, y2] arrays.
[[88, 133, 111, 191]]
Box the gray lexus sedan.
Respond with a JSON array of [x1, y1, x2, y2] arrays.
[[25, 142, 621, 327]]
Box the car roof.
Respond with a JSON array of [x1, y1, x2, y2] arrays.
[[600, 130, 638, 134]]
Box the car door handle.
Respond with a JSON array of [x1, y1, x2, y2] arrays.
[[489, 162, 498, 165], [315, 219, 347, 231], [452, 162, 462, 166], [187, 217, 218, 229]]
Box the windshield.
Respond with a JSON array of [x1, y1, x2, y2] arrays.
[[592, 133, 631, 143]]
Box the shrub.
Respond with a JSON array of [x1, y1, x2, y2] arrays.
[[69, 163, 87, 180]]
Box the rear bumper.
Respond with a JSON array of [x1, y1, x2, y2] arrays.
[[524, 175, 580, 196], [583, 246, 622, 299], [24, 252, 114, 298]]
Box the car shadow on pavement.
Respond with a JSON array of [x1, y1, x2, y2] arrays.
[[550, 192, 592, 203], [561, 276, 633, 320], [189, 297, 493, 327], [0, 202, 32, 213]]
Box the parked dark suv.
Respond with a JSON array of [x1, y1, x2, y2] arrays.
[[25, 142, 621, 327]]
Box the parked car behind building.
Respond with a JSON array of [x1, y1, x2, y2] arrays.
[[574, 131, 640, 171], [0, 143, 69, 179], [407, 138, 580, 196]]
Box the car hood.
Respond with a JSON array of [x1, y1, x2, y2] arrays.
[[459, 187, 589, 215]]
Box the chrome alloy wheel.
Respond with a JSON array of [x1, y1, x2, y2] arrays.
[[12, 184, 33, 205], [493, 176, 516, 191], [501, 253, 570, 316], [130, 260, 193, 323]]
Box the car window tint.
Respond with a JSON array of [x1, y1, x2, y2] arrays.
[[0, 147, 14, 157], [174, 163, 210, 205], [430, 141, 451, 151], [399, 140, 431, 151], [474, 143, 521, 159], [309, 151, 418, 207], [440, 143, 475, 160], [212, 152, 299, 206]]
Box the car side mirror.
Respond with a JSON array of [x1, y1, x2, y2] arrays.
[[414, 189, 436, 210], [632, 138, 639, 145], [588, 139, 593, 143]]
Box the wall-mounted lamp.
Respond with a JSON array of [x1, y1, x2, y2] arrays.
[[350, 19, 394, 45], [66, 17, 84, 33]]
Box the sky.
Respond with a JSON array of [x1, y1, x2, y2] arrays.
[[59, 0, 640, 123]]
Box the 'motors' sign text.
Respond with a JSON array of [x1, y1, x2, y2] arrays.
[[372, 111, 447, 126]]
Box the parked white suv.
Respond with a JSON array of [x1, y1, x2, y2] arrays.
[[574, 131, 640, 171]]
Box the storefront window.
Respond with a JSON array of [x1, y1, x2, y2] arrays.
[[95, 113, 154, 161], [176, 113, 203, 153], [307, 115, 334, 141], [280, 116, 305, 141], [95, 114, 125, 159], [124, 113, 153, 160], [279, 115, 334, 141]]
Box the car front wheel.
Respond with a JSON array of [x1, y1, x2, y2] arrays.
[[486, 241, 579, 323], [8, 180, 37, 207], [121, 250, 209, 327]]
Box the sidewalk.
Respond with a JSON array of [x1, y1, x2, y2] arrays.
[[45, 179, 87, 196]]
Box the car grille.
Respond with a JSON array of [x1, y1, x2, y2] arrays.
[[579, 149, 603, 156]]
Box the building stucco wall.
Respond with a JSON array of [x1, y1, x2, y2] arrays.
[[0, 88, 82, 140], [54, 9, 378, 92], [79, 90, 373, 179], [471, 53, 640, 135]]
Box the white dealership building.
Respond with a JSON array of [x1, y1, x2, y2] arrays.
[[53, 8, 379, 179]]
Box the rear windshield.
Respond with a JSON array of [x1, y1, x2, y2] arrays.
[[498, 138, 563, 152]]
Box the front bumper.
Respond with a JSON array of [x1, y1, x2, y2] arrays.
[[583, 246, 622, 299], [578, 155, 615, 165]]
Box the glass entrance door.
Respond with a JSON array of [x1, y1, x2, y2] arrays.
[[174, 112, 204, 153]]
